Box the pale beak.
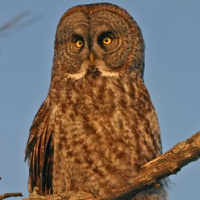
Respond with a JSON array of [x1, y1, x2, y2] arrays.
[[89, 52, 95, 64]]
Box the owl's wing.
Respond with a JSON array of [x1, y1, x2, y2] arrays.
[[25, 97, 53, 194]]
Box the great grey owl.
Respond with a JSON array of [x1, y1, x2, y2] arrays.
[[25, 3, 167, 200]]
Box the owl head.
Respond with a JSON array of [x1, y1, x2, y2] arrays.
[[52, 3, 145, 80]]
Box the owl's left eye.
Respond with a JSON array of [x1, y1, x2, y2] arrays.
[[102, 37, 112, 45], [98, 32, 115, 47]]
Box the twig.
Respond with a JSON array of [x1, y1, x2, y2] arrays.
[[0, 192, 23, 200], [0, 11, 30, 32], [0, 11, 42, 39]]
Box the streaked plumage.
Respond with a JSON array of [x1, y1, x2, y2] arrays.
[[25, 3, 167, 199]]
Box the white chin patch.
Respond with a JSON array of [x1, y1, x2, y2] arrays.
[[65, 61, 88, 80], [95, 59, 120, 77], [66, 71, 86, 80], [66, 59, 120, 80], [100, 70, 120, 77]]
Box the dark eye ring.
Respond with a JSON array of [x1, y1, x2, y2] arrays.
[[98, 32, 115, 47], [72, 35, 84, 49]]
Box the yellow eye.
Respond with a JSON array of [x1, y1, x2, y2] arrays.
[[102, 37, 112, 45], [75, 40, 84, 48]]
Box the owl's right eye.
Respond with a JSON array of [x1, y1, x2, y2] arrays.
[[75, 40, 84, 48], [72, 35, 84, 49]]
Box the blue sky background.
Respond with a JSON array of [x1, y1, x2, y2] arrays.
[[0, 1, 199, 200]]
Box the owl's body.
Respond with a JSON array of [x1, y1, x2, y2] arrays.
[[25, 3, 167, 200]]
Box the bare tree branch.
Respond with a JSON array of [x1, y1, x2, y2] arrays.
[[20, 131, 200, 200]]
